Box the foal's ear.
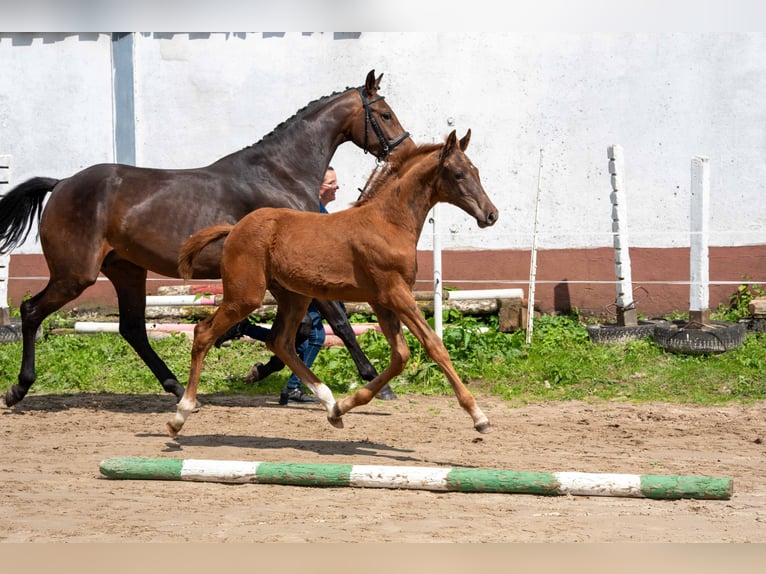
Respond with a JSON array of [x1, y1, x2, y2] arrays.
[[441, 130, 458, 163], [459, 129, 472, 151], [365, 69, 382, 94]]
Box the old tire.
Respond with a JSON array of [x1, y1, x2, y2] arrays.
[[0, 324, 22, 344], [0, 320, 42, 345], [652, 320, 746, 355], [586, 320, 660, 345]]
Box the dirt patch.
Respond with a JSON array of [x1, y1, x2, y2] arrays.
[[1, 392, 765, 542]]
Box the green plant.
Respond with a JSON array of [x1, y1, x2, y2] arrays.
[[1, 309, 764, 407], [715, 281, 766, 322]]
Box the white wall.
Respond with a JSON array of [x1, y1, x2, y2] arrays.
[[2, 32, 765, 255]]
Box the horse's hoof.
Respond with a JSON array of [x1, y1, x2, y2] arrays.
[[4, 387, 23, 408], [475, 421, 491, 434], [166, 422, 181, 438]]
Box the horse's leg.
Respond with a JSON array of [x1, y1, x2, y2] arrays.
[[388, 291, 490, 433], [167, 296, 262, 437], [332, 304, 409, 419], [314, 299, 397, 400], [3, 278, 92, 407], [314, 299, 378, 381], [269, 288, 341, 427], [100, 260, 185, 401]]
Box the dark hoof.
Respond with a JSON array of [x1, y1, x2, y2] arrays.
[[376, 384, 397, 401], [245, 363, 265, 385], [327, 403, 344, 429], [4, 385, 27, 408], [475, 421, 491, 434], [327, 415, 345, 429]]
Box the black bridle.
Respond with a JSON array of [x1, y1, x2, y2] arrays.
[[358, 86, 410, 160]]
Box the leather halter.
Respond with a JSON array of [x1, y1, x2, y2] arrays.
[[358, 86, 410, 160]]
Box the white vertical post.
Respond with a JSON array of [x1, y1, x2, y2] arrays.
[[690, 156, 710, 324], [607, 144, 637, 326], [0, 254, 10, 325], [0, 155, 11, 324], [526, 149, 544, 344], [430, 204, 443, 338]]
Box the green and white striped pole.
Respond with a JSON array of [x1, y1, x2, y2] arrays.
[[99, 457, 733, 500]]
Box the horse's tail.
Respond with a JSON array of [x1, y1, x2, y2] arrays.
[[178, 224, 234, 280], [0, 177, 59, 254]]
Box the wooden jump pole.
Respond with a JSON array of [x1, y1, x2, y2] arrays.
[[99, 457, 733, 500]]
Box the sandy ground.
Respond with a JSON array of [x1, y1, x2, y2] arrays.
[[1, 391, 765, 543]]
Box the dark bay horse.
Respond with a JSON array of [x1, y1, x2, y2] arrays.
[[0, 70, 412, 408], [171, 129, 499, 436]]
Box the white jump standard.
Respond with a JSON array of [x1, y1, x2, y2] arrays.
[[99, 457, 733, 500]]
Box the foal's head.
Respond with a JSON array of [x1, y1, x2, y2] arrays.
[[433, 129, 498, 228], [354, 130, 498, 229]]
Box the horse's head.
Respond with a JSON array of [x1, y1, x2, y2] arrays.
[[437, 129, 499, 228], [349, 70, 414, 160]]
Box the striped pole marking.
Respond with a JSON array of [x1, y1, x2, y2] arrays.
[[99, 458, 733, 500]]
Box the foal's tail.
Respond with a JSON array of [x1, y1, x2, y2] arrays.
[[0, 177, 60, 254], [178, 224, 234, 280]]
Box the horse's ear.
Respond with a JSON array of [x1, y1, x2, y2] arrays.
[[365, 70, 381, 94], [459, 129, 472, 151], [441, 130, 458, 164]]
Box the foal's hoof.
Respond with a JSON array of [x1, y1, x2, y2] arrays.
[[474, 421, 491, 434], [327, 403, 345, 429], [166, 421, 182, 438], [327, 416, 344, 429]]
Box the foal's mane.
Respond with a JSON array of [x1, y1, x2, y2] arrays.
[[353, 141, 443, 207]]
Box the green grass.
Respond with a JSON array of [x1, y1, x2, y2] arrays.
[[1, 308, 764, 407]]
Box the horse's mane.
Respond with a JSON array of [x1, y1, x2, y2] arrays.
[[353, 141, 443, 207], [241, 86, 357, 150]]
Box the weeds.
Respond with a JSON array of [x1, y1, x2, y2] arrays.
[[1, 287, 765, 406]]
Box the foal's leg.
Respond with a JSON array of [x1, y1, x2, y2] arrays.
[[393, 292, 490, 433], [333, 304, 409, 418], [167, 261, 268, 436], [166, 298, 261, 436], [269, 288, 341, 426]]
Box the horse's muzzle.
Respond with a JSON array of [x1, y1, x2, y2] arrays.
[[477, 210, 499, 228]]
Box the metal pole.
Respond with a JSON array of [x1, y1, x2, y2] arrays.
[[526, 149, 544, 344]]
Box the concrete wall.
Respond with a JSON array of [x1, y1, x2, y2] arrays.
[[2, 32, 765, 314]]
